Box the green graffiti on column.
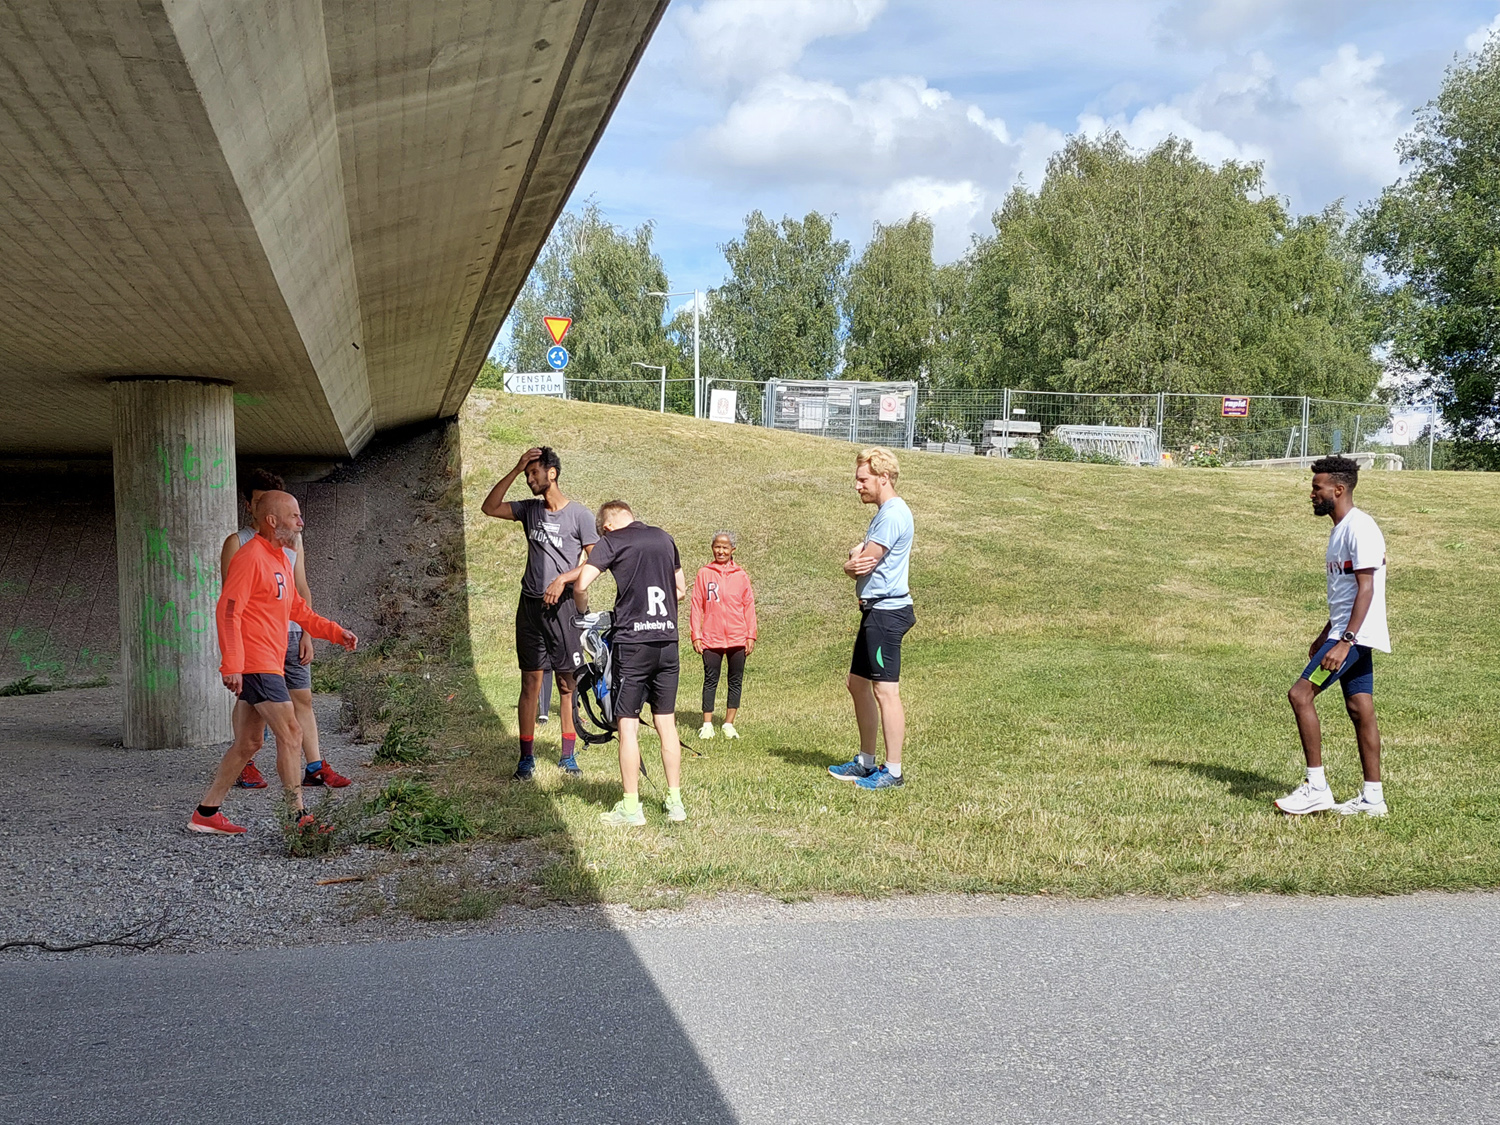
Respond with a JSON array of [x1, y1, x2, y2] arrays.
[[139, 525, 221, 693], [153, 442, 231, 490]]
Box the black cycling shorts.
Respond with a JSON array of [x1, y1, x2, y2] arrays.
[[515, 593, 580, 675], [240, 671, 291, 706], [611, 641, 680, 720], [850, 604, 915, 683]]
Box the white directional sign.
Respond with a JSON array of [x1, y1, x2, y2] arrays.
[[709, 387, 737, 424], [503, 372, 566, 397]]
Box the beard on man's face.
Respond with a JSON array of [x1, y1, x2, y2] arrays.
[[272, 523, 299, 547], [1311, 496, 1335, 517]]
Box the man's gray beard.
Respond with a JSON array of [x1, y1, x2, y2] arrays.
[[273, 527, 298, 547]]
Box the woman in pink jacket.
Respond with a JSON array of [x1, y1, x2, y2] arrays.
[[690, 530, 757, 740]]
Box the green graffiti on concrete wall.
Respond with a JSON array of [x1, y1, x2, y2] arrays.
[[154, 441, 231, 490], [138, 525, 221, 693]]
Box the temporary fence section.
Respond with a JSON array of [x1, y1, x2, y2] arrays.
[[501, 374, 1439, 469], [762, 379, 917, 449]]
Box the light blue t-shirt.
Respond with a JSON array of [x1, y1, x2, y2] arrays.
[[856, 497, 914, 608]]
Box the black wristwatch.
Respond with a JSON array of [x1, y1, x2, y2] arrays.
[[1339, 630, 1357, 644]]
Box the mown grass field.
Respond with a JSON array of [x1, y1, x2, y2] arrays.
[[433, 390, 1500, 904]]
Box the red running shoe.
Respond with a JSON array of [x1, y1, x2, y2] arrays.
[[295, 811, 335, 835], [236, 761, 269, 788], [304, 763, 351, 788], [188, 810, 247, 835]]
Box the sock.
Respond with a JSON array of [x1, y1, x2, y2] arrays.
[[519, 737, 534, 761], [887, 762, 902, 778], [196, 804, 219, 819], [561, 735, 576, 760], [667, 786, 682, 804], [857, 752, 876, 769], [1363, 781, 1384, 803], [1307, 766, 1327, 790], [303, 760, 323, 775], [621, 792, 641, 814]]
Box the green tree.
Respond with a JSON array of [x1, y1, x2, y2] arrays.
[[843, 215, 936, 382], [506, 203, 678, 407], [710, 211, 849, 383], [942, 134, 1380, 398], [1359, 35, 1500, 462]]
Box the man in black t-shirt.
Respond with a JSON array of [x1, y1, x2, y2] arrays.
[[574, 500, 686, 826]]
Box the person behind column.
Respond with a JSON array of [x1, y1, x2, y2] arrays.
[[221, 468, 351, 792], [1274, 455, 1391, 817], [480, 446, 597, 779], [190, 492, 357, 835], [828, 447, 915, 791], [690, 530, 757, 740], [573, 501, 687, 826]]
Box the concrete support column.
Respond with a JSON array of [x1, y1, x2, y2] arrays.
[[110, 378, 237, 748]]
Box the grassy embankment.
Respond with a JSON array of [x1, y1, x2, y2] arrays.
[[417, 390, 1500, 904]]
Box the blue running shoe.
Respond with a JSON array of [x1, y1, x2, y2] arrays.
[[511, 756, 535, 781], [855, 766, 904, 790], [829, 756, 876, 781], [558, 754, 581, 775]]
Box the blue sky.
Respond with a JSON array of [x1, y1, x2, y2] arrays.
[[496, 0, 1500, 345]]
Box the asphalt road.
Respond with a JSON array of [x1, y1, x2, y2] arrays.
[[2, 893, 1496, 1124]]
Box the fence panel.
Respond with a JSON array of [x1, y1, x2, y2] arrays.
[[764, 379, 916, 447]]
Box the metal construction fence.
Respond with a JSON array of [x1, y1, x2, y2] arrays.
[[527, 375, 1439, 469]]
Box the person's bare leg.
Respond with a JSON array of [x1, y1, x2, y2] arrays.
[[201, 699, 268, 807], [1288, 679, 1323, 767], [847, 673, 880, 758], [518, 670, 542, 740], [255, 700, 305, 811], [1345, 693, 1382, 782], [725, 706, 738, 724], [652, 710, 682, 789], [557, 671, 578, 739], [872, 680, 905, 766], [290, 687, 320, 765], [617, 716, 643, 797]]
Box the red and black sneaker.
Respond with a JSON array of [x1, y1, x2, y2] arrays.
[[236, 761, 269, 789], [294, 811, 335, 836], [303, 763, 351, 788], [188, 810, 247, 835]]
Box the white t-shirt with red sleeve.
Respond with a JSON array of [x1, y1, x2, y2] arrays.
[[1325, 507, 1389, 652]]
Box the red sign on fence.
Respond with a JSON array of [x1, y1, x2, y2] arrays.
[[1221, 396, 1250, 418]]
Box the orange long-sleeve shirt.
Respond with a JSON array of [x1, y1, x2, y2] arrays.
[[217, 532, 344, 676], [689, 559, 757, 649]]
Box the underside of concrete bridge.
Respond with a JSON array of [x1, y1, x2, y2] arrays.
[[0, 0, 665, 745]]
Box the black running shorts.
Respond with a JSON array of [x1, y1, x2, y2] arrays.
[[240, 671, 291, 706], [515, 593, 581, 675], [611, 641, 680, 720], [282, 630, 311, 691], [850, 604, 915, 683]]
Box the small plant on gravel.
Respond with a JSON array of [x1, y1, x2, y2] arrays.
[[281, 793, 348, 858], [0, 675, 51, 697], [395, 871, 499, 921], [372, 717, 431, 764], [360, 779, 475, 850]]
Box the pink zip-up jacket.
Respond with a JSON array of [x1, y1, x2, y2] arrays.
[[690, 559, 757, 650]]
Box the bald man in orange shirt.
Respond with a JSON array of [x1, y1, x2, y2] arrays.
[[189, 492, 357, 836]]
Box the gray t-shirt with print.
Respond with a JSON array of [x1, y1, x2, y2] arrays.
[[515, 498, 598, 598]]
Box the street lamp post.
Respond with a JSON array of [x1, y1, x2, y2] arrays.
[[648, 289, 701, 418], [632, 362, 668, 414]]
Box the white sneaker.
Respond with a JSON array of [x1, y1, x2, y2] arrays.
[[698, 722, 715, 740], [1274, 782, 1335, 815], [1334, 794, 1388, 817], [721, 722, 739, 740]]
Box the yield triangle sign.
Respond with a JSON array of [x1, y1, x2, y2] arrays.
[[544, 316, 572, 345]]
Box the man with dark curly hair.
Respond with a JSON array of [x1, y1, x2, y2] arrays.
[[1275, 455, 1390, 817]]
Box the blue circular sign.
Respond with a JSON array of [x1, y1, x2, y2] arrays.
[[547, 345, 569, 370]]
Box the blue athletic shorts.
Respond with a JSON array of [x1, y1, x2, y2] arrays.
[[1300, 637, 1374, 698], [240, 671, 291, 706]]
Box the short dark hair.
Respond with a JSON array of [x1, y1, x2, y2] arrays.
[[240, 467, 285, 503], [1310, 455, 1359, 491], [535, 446, 562, 482]]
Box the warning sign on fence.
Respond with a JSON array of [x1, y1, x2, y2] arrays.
[[879, 393, 904, 422]]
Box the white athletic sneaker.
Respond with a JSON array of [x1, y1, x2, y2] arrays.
[[721, 722, 739, 740], [1334, 794, 1389, 817], [698, 722, 715, 740], [1274, 782, 1336, 815]]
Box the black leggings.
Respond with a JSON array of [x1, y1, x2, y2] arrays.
[[701, 647, 747, 712]]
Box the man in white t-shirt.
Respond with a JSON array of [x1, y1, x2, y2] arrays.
[[1275, 455, 1391, 817]]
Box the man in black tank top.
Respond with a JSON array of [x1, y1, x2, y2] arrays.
[[574, 501, 686, 826]]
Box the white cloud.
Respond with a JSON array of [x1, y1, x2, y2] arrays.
[[679, 0, 886, 86], [866, 177, 986, 259], [1290, 45, 1402, 184], [1466, 13, 1500, 52]]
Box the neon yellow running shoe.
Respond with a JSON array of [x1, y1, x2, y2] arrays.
[[600, 800, 646, 827], [663, 795, 687, 823]]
